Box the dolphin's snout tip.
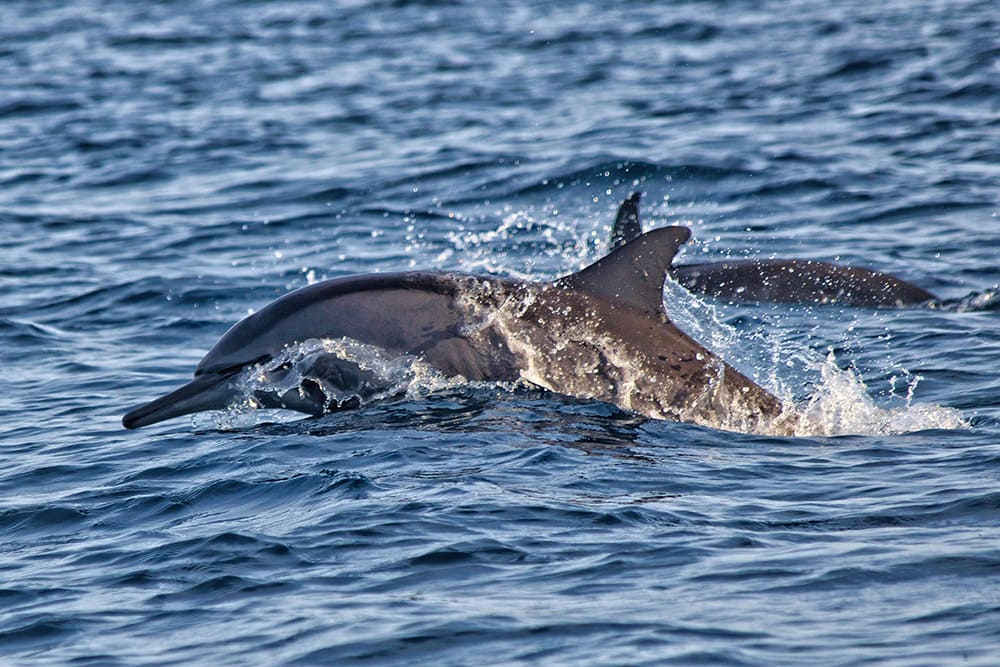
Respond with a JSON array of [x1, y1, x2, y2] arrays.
[[121, 412, 139, 430], [121, 397, 179, 430], [121, 408, 149, 430]]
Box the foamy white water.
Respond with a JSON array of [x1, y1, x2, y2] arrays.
[[661, 277, 968, 437]]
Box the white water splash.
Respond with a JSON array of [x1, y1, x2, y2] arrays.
[[660, 276, 967, 437], [791, 351, 966, 436]]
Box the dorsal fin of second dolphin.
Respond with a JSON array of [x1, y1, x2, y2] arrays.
[[609, 192, 643, 252], [557, 225, 691, 315]]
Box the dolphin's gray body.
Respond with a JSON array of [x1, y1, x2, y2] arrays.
[[611, 193, 937, 307], [671, 259, 936, 307], [123, 227, 786, 433]]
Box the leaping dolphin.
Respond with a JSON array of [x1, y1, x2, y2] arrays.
[[611, 193, 937, 307], [123, 227, 788, 434]]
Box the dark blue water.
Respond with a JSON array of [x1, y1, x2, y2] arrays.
[[2, 0, 999, 663]]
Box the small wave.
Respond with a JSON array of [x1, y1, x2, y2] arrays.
[[851, 200, 989, 227], [536, 159, 753, 193], [107, 33, 230, 49], [75, 165, 174, 189], [0, 98, 83, 118], [445, 159, 753, 205], [632, 21, 720, 42], [0, 318, 70, 344]]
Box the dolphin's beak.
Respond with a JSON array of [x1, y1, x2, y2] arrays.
[[122, 372, 238, 429]]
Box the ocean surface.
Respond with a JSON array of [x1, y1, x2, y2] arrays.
[[2, 0, 999, 663]]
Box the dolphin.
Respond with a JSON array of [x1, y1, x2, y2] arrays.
[[123, 227, 788, 434], [610, 193, 937, 307]]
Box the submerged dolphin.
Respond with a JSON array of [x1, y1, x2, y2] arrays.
[[123, 227, 787, 433], [611, 193, 937, 307]]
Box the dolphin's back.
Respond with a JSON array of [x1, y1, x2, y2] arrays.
[[196, 272, 519, 381], [672, 260, 936, 307]]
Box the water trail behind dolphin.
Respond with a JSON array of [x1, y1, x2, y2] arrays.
[[660, 276, 967, 436]]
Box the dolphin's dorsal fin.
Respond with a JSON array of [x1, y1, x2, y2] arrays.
[[609, 192, 643, 251], [557, 226, 691, 314]]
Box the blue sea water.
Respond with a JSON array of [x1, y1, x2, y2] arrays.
[[2, 0, 999, 663]]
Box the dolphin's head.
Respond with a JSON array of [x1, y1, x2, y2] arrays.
[[122, 336, 391, 430], [122, 310, 279, 429], [122, 283, 329, 429], [122, 272, 479, 429]]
